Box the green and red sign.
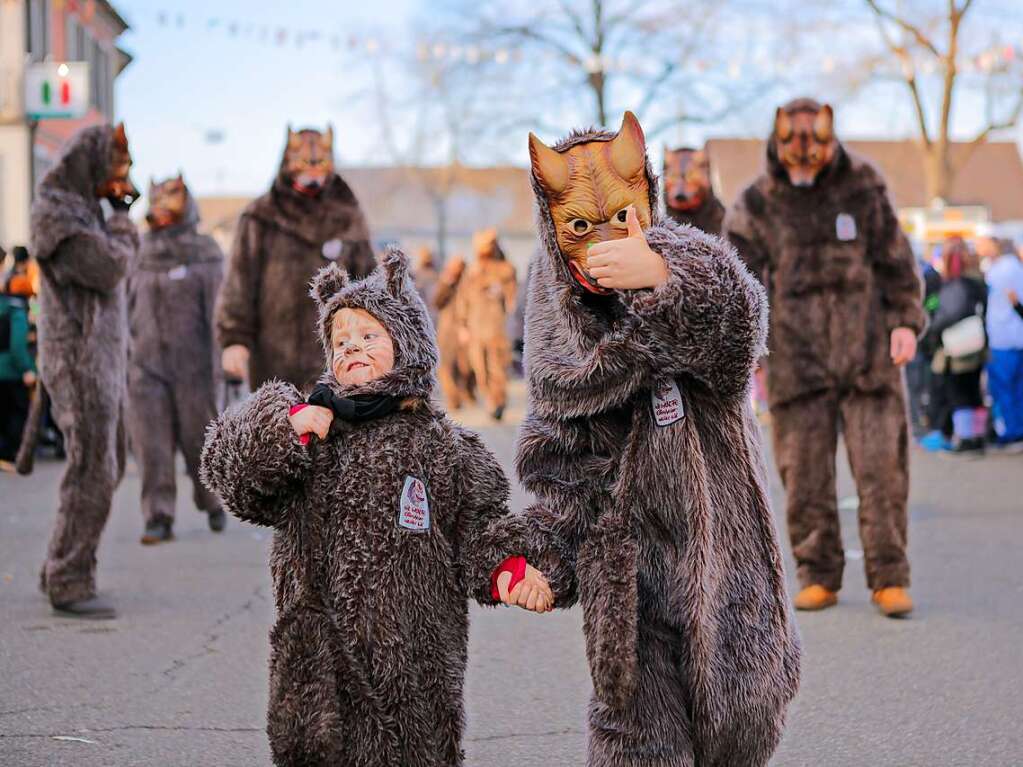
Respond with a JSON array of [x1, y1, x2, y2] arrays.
[[24, 62, 90, 120]]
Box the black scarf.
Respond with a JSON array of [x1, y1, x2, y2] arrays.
[[308, 383, 399, 423]]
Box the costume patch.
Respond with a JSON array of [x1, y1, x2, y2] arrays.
[[321, 238, 344, 261], [167, 265, 188, 280], [398, 475, 431, 532], [835, 213, 857, 242], [652, 379, 685, 427]]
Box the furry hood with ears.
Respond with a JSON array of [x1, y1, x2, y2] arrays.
[[309, 246, 438, 401]]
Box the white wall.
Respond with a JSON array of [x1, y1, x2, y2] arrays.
[[0, 1, 30, 251]]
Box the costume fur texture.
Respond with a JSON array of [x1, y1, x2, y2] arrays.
[[724, 119, 926, 591], [511, 126, 800, 766], [127, 185, 223, 525], [664, 195, 726, 236], [215, 148, 377, 390], [31, 125, 139, 603], [201, 249, 516, 766]]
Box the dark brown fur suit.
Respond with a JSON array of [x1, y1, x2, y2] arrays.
[[201, 249, 517, 767], [31, 125, 139, 604], [724, 117, 926, 592], [665, 197, 725, 237], [507, 128, 800, 766], [215, 152, 376, 390], [127, 186, 223, 527]]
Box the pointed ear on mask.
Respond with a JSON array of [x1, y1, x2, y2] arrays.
[[774, 107, 793, 141], [310, 262, 349, 306], [322, 123, 334, 150], [813, 104, 834, 143], [113, 122, 128, 149], [529, 132, 569, 196], [382, 246, 411, 298], [286, 124, 301, 151], [609, 111, 646, 181]]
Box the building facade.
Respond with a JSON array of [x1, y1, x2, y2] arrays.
[[0, 0, 129, 252]]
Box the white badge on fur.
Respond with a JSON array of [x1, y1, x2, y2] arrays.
[[398, 476, 431, 532], [835, 213, 857, 241], [322, 238, 344, 261], [167, 265, 188, 280], [652, 379, 685, 427]]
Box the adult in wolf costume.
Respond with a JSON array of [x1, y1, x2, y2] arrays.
[[216, 125, 376, 390], [662, 146, 725, 235], [506, 112, 800, 766], [724, 99, 925, 617], [461, 229, 517, 420], [30, 124, 140, 618], [434, 255, 476, 411], [128, 175, 226, 544], [201, 249, 549, 766]]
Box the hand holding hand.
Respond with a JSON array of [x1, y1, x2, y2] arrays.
[[890, 327, 917, 367], [289, 405, 333, 440], [586, 206, 668, 290], [222, 345, 251, 381], [498, 564, 553, 613]]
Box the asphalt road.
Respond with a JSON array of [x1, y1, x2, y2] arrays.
[[1, 384, 1021, 766]]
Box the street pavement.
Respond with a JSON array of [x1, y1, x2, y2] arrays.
[[1, 381, 1021, 766]]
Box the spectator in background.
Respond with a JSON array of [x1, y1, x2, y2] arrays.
[[3, 246, 39, 299], [979, 236, 1023, 449], [906, 238, 943, 437], [0, 286, 36, 471], [921, 238, 988, 454]]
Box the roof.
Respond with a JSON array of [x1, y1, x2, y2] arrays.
[[705, 138, 1023, 222], [96, 0, 130, 33]]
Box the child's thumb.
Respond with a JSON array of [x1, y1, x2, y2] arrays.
[[626, 206, 644, 239]]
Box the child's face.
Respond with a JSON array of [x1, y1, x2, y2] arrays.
[[330, 308, 395, 386]]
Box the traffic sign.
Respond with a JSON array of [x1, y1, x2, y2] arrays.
[[24, 62, 90, 120]]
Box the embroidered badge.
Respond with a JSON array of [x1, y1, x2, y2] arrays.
[[835, 213, 857, 242], [167, 265, 188, 280], [398, 476, 431, 532], [651, 379, 685, 427], [322, 239, 344, 261]]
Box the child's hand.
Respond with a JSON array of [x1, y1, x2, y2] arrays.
[[498, 565, 554, 613], [289, 405, 333, 440], [586, 206, 668, 290]]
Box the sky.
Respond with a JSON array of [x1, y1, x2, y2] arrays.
[[112, 0, 1023, 199]]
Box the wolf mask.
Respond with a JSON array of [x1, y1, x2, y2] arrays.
[[284, 124, 335, 197]]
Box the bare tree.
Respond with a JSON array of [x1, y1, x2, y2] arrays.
[[863, 0, 1023, 201]]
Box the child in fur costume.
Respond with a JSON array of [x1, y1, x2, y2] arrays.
[[501, 112, 801, 767], [200, 248, 551, 767]]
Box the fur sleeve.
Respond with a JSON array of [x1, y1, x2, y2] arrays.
[[621, 222, 768, 401], [199, 380, 310, 527], [43, 212, 137, 294], [215, 214, 262, 351], [870, 193, 927, 336], [723, 189, 770, 285]]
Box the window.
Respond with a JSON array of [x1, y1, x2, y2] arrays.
[[65, 14, 79, 60], [26, 0, 50, 61]]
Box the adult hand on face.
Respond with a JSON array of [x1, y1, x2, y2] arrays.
[[890, 327, 917, 367], [222, 345, 251, 381], [586, 207, 668, 290]]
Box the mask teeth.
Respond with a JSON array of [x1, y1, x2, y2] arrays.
[[568, 260, 612, 295]]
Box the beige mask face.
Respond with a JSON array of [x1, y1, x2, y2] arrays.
[[774, 104, 836, 187], [529, 111, 651, 294], [330, 308, 395, 386], [284, 124, 335, 195]]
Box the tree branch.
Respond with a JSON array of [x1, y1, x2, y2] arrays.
[[863, 0, 942, 58]]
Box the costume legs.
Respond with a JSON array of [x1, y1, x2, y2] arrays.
[[128, 369, 176, 524], [172, 376, 221, 514]]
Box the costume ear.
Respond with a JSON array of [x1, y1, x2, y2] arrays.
[[113, 122, 128, 149], [813, 104, 834, 143], [322, 124, 334, 150], [528, 132, 569, 195], [286, 124, 301, 151], [310, 262, 349, 305], [609, 111, 646, 181], [382, 245, 411, 298], [774, 107, 793, 141]]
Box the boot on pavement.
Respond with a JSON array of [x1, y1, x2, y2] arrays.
[[207, 508, 227, 533], [140, 517, 173, 545], [52, 595, 117, 620], [872, 587, 913, 618], [793, 584, 838, 611]]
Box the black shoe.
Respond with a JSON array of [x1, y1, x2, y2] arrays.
[[491, 405, 505, 422], [207, 508, 227, 533], [140, 518, 174, 545], [952, 437, 985, 454], [52, 595, 117, 620]]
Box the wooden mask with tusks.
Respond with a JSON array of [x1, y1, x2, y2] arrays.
[[529, 111, 651, 294]]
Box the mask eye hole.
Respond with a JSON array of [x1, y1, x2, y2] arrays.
[[569, 219, 592, 235], [614, 209, 628, 224]]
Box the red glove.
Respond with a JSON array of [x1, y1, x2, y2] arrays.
[[490, 556, 527, 601], [289, 403, 311, 445]]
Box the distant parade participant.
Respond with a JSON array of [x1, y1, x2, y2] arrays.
[[127, 175, 226, 544], [662, 146, 725, 235], [27, 124, 140, 619], [216, 125, 376, 390], [412, 245, 439, 325], [461, 229, 517, 420], [725, 98, 926, 617], [434, 254, 475, 411]]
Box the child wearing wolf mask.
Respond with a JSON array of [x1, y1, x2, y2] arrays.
[[201, 248, 552, 767], [509, 112, 800, 766]]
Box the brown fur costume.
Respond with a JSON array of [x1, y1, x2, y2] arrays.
[[31, 125, 139, 604], [201, 249, 517, 767], [127, 183, 223, 527], [724, 99, 926, 591], [506, 126, 800, 766], [434, 262, 475, 410], [215, 146, 376, 390]]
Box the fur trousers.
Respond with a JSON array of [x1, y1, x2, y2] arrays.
[[771, 386, 910, 591], [127, 367, 221, 524], [468, 335, 510, 413]]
